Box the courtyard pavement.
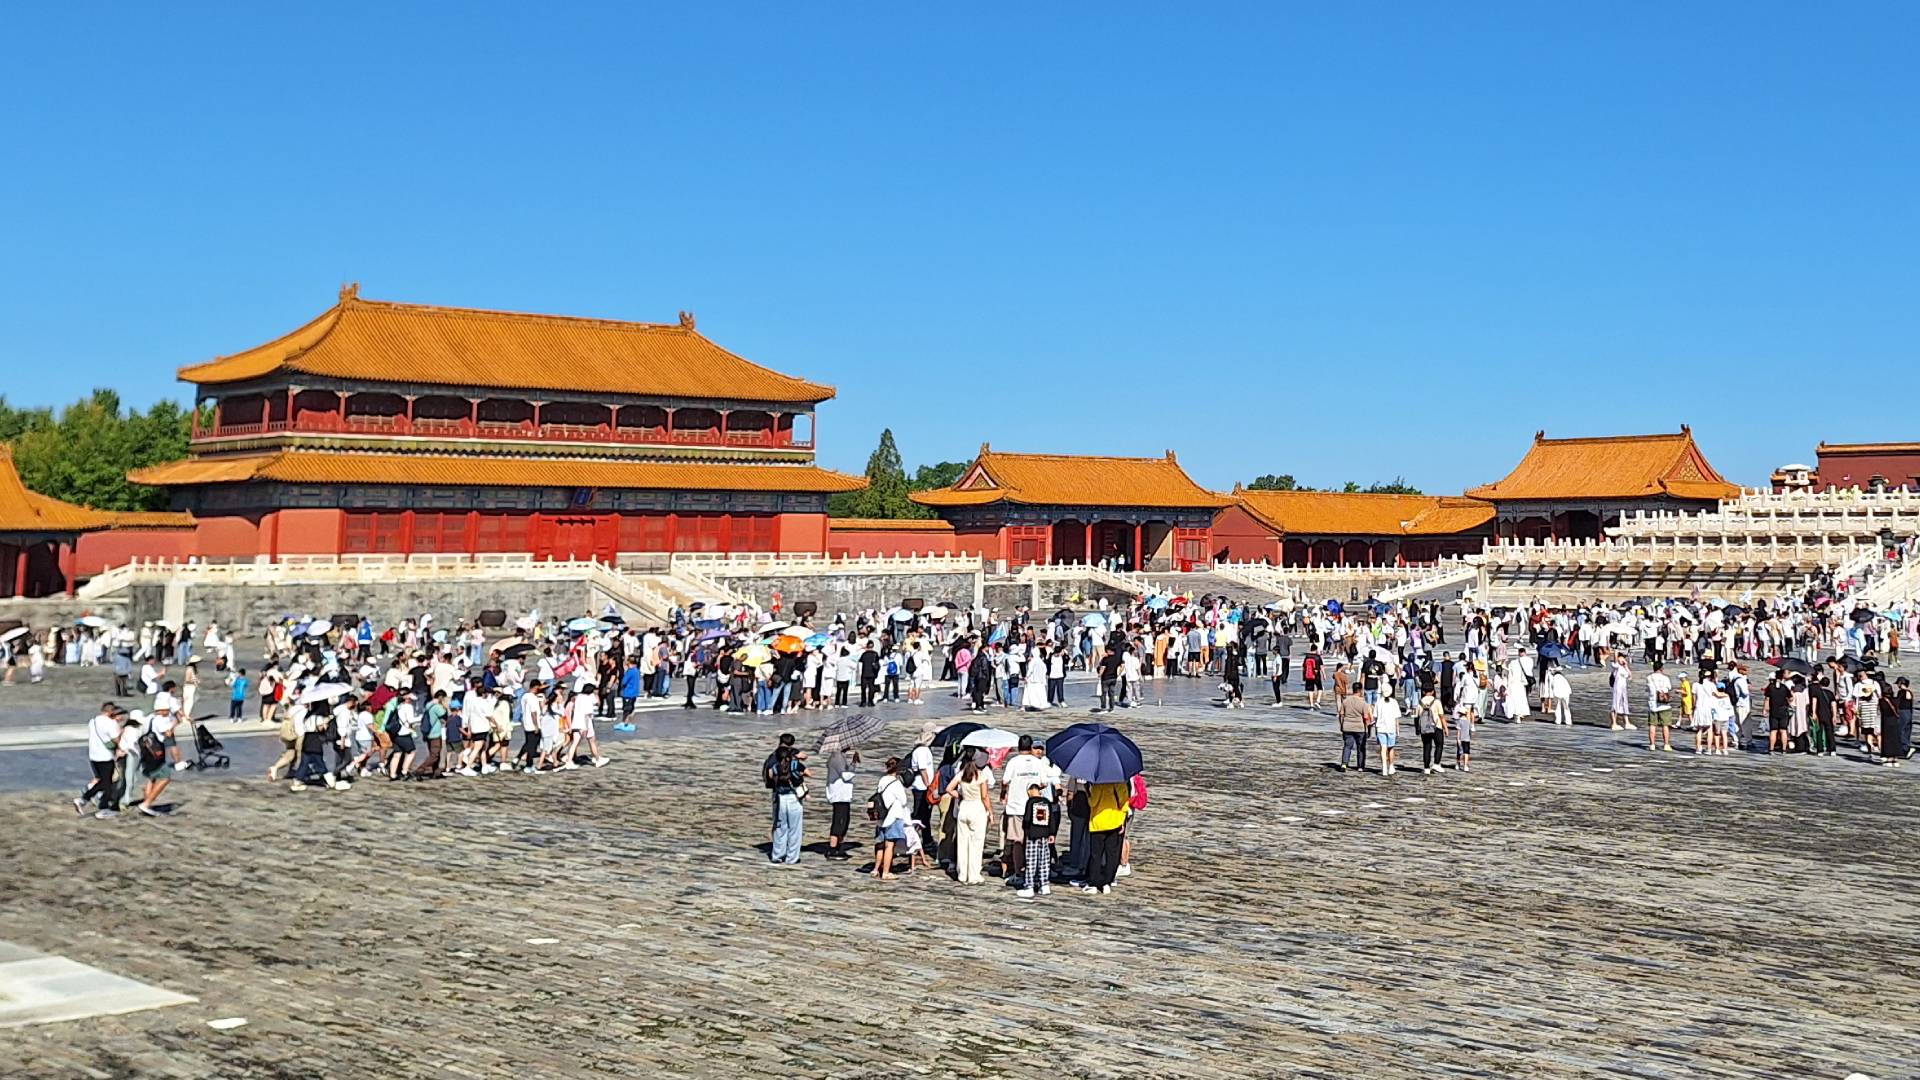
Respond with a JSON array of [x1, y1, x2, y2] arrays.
[[0, 666, 1915, 1078]]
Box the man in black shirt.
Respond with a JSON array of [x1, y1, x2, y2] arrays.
[[1809, 676, 1836, 755], [1764, 673, 1793, 756]]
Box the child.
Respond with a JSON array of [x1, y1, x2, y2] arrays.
[[1018, 783, 1056, 899], [901, 817, 934, 874], [227, 668, 250, 722]]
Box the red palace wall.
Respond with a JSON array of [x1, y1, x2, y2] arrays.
[[1209, 505, 1282, 564], [827, 525, 958, 558], [1817, 450, 1920, 491]]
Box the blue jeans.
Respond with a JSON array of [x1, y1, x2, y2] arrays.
[[771, 793, 803, 863], [755, 684, 774, 713]]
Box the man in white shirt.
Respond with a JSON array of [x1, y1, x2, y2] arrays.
[[76, 704, 128, 817], [999, 737, 1057, 882]]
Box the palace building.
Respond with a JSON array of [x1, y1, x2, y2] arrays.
[[1812, 441, 1920, 492], [910, 446, 1224, 570], [1465, 428, 1739, 542], [128, 287, 864, 562], [1211, 489, 1495, 567]]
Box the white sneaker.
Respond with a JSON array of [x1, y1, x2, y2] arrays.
[[95, 808, 119, 819], [1039, 885, 1052, 896], [73, 797, 88, 815], [177, 760, 193, 771], [289, 782, 309, 792], [1015, 888, 1035, 899], [1082, 885, 1100, 895], [592, 757, 609, 768], [458, 767, 478, 777], [560, 762, 580, 770], [481, 764, 497, 775], [1099, 885, 1112, 894]]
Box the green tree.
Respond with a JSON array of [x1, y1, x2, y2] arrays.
[[910, 460, 968, 491], [1247, 474, 1314, 491], [1359, 477, 1421, 494], [0, 395, 54, 442], [7, 388, 192, 511], [828, 428, 931, 519]]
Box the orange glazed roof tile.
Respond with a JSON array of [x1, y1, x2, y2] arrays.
[[128, 452, 865, 494], [827, 517, 956, 531], [1232, 490, 1494, 537], [1464, 428, 1740, 502], [910, 447, 1228, 510], [178, 288, 836, 404], [0, 446, 115, 534]]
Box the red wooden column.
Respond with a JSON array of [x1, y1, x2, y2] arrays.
[[59, 541, 75, 597], [1133, 523, 1144, 570], [13, 544, 28, 597], [719, 410, 730, 440], [1083, 522, 1093, 564]]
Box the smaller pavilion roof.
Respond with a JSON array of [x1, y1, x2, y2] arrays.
[[1232, 489, 1494, 537], [827, 517, 955, 531], [911, 446, 1229, 511], [0, 446, 115, 535], [1465, 428, 1739, 502]]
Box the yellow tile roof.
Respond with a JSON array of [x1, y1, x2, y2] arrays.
[[1232, 490, 1494, 537], [0, 446, 115, 534], [129, 451, 865, 494], [103, 510, 198, 530], [1465, 429, 1740, 502], [910, 446, 1228, 510], [827, 517, 955, 531], [177, 286, 835, 404]]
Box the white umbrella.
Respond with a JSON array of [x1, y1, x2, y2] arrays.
[[514, 615, 537, 631], [0, 626, 30, 644], [959, 727, 1021, 750], [306, 619, 334, 637], [925, 605, 949, 619], [297, 681, 353, 705], [77, 615, 111, 629], [758, 621, 792, 635]]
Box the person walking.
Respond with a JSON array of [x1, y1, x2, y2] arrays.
[[824, 747, 857, 860], [1336, 685, 1372, 773], [1416, 692, 1447, 775], [75, 704, 128, 818], [950, 756, 994, 885]]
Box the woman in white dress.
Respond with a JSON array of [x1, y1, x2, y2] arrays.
[[1502, 656, 1531, 721], [1021, 645, 1051, 710]]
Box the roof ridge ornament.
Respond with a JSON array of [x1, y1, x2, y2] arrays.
[[339, 282, 360, 304], [678, 310, 696, 330]]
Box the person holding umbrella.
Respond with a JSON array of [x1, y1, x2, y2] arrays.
[[1045, 722, 1143, 894]]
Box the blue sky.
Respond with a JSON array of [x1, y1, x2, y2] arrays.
[[3, 4, 1915, 493]]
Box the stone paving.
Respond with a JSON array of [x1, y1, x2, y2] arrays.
[[1, 670, 1915, 1079]]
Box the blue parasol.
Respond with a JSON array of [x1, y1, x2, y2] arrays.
[[1081, 612, 1108, 627], [1044, 722, 1144, 784], [1144, 596, 1169, 610]]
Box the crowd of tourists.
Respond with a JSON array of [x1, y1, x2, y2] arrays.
[[43, 557, 1920, 829]]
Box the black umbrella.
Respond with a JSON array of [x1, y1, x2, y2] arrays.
[[501, 642, 534, 660], [1833, 655, 1866, 673], [933, 721, 987, 748], [1721, 604, 1746, 618], [1850, 608, 1878, 624], [1768, 656, 1815, 676]]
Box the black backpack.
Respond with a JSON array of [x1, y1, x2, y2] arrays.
[[137, 726, 167, 772]]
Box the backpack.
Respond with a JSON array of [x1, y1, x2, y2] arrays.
[[137, 726, 167, 772], [867, 779, 893, 822], [1128, 774, 1150, 811]]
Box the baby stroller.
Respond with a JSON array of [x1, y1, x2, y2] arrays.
[[192, 723, 231, 769]]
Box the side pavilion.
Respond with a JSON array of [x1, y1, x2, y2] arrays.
[[911, 446, 1226, 570]]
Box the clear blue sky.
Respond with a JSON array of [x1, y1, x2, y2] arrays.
[[3, 4, 1915, 493]]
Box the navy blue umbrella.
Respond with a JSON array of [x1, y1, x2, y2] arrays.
[[1325, 599, 1343, 614], [1537, 642, 1570, 660], [1045, 722, 1144, 784]]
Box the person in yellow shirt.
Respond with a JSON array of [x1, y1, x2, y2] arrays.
[[1084, 781, 1128, 894]]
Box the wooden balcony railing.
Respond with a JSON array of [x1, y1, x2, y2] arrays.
[[195, 413, 806, 449]]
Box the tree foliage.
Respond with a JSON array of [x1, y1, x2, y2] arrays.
[[910, 460, 969, 492], [1245, 473, 1421, 495], [3, 389, 192, 511], [1247, 473, 1310, 491], [828, 428, 935, 519]]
